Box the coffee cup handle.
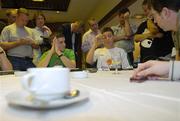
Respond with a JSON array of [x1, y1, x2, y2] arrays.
[[21, 74, 34, 91]]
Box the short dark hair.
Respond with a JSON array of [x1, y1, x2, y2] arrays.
[[6, 9, 17, 16], [88, 18, 97, 25], [33, 12, 46, 21], [147, 0, 180, 13], [102, 27, 114, 35], [74, 21, 84, 28], [142, 0, 151, 9], [17, 8, 29, 16], [50, 32, 65, 41], [118, 8, 130, 15], [32, 12, 46, 27]]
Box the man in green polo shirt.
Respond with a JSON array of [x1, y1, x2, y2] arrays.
[[37, 32, 76, 68]]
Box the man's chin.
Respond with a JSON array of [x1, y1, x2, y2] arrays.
[[162, 28, 169, 32]]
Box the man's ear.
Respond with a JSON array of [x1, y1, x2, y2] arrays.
[[161, 7, 171, 19]]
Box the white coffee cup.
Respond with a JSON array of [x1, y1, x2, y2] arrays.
[[21, 68, 70, 98]]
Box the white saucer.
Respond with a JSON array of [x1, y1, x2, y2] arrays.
[[14, 71, 27, 76], [6, 89, 89, 109]]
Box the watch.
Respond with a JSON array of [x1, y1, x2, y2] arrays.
[[58, 54, 64, 58]]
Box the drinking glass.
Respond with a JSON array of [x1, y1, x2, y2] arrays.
[[112, 58, 121, 74]]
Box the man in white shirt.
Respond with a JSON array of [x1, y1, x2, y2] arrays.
[[82, 18, 101, 53], [82, 18, 101, 68], [111, 8, 134, 66], [86, 27, 130, 70]]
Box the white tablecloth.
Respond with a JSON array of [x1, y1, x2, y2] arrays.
[[0, 70, 179, 121]]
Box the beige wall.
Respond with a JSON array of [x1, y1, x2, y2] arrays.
[[88, 0, 120, 22]]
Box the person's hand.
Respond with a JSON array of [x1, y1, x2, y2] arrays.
[[123, 35, 131, 40], [153, 33, 163, 38], [50, 37, 56, 54], [124, 12, 130, 20], [54, 37, 62, 56], [23, 37, 40, 48], [18, 38, 31, 45], [42, 26, 52, 35], [131, 61, 170, 82], [42, 26, 49, 31], [31, 42, 39, 49], [113, 35, 130, 42], [93, 34, 104, 48], [0, 47, 4, 53]]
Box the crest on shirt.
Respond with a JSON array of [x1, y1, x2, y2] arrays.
[[141, 29, 153, 48]]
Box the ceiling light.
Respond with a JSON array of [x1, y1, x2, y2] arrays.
[[32, 0, 44, 2]]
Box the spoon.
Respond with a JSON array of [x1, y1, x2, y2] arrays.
[[64, 89, 80, 99], [27, 89, 80, 105]]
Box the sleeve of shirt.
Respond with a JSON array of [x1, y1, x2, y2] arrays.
[[39, 51, 49, 62], [43, 25, 52, 37], [32, 29, 41, 44], [111, 26, 118, 35], [93, 49, 98, 62], [81, 33, 89, 52], [67, 50, 75, 61], [119, 49, 131, 69], [30, 28, 37, 43], [111, 26, 116, 31], [1, 27, 10, 42], [169, 61, 180, 81]]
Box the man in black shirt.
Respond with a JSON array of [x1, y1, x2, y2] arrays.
[[58, 21, 84, 68], [134, 0, 174, 62]]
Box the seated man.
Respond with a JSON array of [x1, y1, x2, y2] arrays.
[[0, 47, 13, 70], [86, 27, 131, 70], [37, 32, 76, 68]]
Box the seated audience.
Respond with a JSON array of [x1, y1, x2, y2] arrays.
[[37, 32, 76, 68], [86, 27, 131, 70], [0, 47, 13, 70]]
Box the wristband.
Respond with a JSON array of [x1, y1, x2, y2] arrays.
[[58, 54, 64, 58]]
